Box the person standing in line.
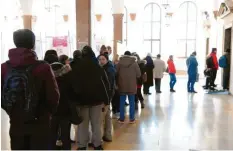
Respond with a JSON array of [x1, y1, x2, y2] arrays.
[[1, 29, 60, 150], [186, 51, 198, 93], [143, 53, 154, 95], [106, 46, 113, 61], [44, 54, 72, 150], [98, 53, 116, 142], [153, 54, 166, 93], [71, 46, 110, 150], [117, 51, 141, 124], [132, 52, 146, 109], [223, 49, 231, 90], [59, 54, 70, 65], [204, 48, 219, 90], [167, 55, 177, 92]]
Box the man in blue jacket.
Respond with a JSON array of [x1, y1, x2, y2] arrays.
[[186, 51, 198, 93]]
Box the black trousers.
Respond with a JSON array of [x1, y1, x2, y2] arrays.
[[112, 89, 120, 114], [154, 78, 161, 92], [10, 124, 50, 150], [135, 87, 144, 104], [50, 116, 71, 150], [143, 84, 150, 94], [205, 69, 217, 88]]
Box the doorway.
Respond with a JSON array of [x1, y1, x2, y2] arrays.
[[222, 27, 232, 90]]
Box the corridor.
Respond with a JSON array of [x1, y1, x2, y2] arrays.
[[2, 76, 233, 150]]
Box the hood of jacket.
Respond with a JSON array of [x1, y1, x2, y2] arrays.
[[119, 55, 136, 68], [50, 62, 71, 77], [8, 48, 38, 67]]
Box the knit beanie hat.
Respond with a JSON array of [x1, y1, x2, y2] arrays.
[[13, 29, 35, 49]]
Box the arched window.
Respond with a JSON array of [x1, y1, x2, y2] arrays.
[[176, 1, 197, 58], [143, 3, 161, 55], [123, 6, 128, 45]]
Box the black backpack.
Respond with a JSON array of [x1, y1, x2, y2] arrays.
[[2, 61, 44, 122]]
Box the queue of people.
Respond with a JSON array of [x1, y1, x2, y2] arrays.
[[3, 29, 230, 150]]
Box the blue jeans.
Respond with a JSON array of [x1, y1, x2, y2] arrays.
[[187, 74, 196, 92], [169, 73, 177, 89], [119, 95, 135, 121]]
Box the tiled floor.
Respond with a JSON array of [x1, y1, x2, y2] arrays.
[[2, 76, 233, 150]]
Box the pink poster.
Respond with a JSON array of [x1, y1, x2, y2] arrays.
[[53, 36, 68, 47]]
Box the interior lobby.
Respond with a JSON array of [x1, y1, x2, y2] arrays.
[[1, 0, 233, 150]]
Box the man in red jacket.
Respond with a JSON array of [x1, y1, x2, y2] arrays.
[[167, 55, 177, 92], [1, 29, 60, 150], [204, 48, 219, 89]]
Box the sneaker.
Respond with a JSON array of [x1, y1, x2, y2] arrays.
[[129, 119, 136, 124], [94, 145, 104, 150], [77, 147, 87, 150], [88, 143, 94, 147], [102, 136, 112, 142], [118, 119, 125, 124]]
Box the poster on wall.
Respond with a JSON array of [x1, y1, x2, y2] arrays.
[[52, 36, 70, 56]]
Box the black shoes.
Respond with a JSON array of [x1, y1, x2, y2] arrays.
[[94, 145, 104, 150], [141, 102, 145, 109], [156, 91, 162, 93], [170, 89, 176, 92]]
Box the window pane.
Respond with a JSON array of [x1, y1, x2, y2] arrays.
[[187, 2, 197, 21], [187, 40, 196, 55], [123, 22, 127, 41], [143, 41, 152, 54], [187, 22, 196, 39], [143, 23, 151, 39], [176, 23, 187, 39], [152, 22, 161, 39], [152, 41, 160, 56], [152, 4, 161, 22], [144, 4, 152, 22], [176, 40, 186, 57], [179, 2, 188, 21]]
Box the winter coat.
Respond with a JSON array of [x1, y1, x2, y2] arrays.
[[103, 61, 116, 100], [1, 48, 59, 135], [206, 53, 219, 70], [137, 60, 146, 86], [153, 58, 166, 79], [51, 63, 72, 117], [70, 56, 110, 106], [117, 55, 141, 95], [167, 59, 176, 74], [223, 52, 231, 76], [144, 56, 154, 86], [186, 55, 198, 76]]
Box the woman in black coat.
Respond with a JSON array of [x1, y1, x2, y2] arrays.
[[143, 53, 154, 95]]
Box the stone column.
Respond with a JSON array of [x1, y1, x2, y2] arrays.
[[23, 15, 32, 30], [113, 14, 124, 61], [76, 0, 91, 49]]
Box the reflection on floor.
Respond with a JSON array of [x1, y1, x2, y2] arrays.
[[2, 77, 233, 150]]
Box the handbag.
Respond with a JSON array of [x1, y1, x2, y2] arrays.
[[196, 73, 199, 82], [69, 102, 83, 125]]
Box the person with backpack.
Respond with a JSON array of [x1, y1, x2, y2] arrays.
[[98, 53, 116, 142], [71, 46, 110, 150], [167, 55, 177, 92], [204, 48, 219, 90], [1, 29, 60, 150], [44, 54, 72, 150], [117, 51, 141, 124], [186, 51, 198, 93], [220, 49, 231, 90]]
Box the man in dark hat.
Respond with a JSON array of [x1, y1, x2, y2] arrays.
[[1, 29, 60, 150]]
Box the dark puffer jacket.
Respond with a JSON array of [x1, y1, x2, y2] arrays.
[[137, 60, 146, 86], [71, 47, 110, 106], [50, 63, 72, 117]]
